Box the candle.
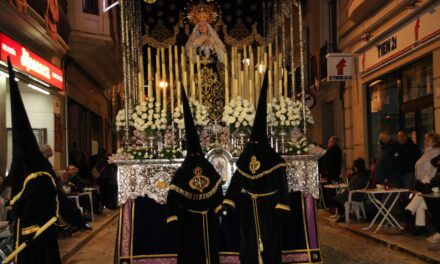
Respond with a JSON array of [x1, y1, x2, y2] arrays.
[[168, 46, 174, 115], [224, 53, 229, 105], [177, 81, 181, 107], [163, 81, 167, 115], [231, 47, 236, 101], [147, 47, 153, 99], [284, 67, 288, 97], [181, 50, 187, 93], [161, 48, 166, 82], [156, 51, 160, 103], [189, 48, 195, 97], [237, 52, 241, 98], [174, 46, 180, 107], [278, 58, 283, 97], [243, 46, 248, 100], [273, 59, 278, 99], [197, 55, 202, 102], [249, 46, 254, 105], [268, 43, 273, 102], [191, 80, 196, 99]]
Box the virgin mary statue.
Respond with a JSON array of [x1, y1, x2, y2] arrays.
[[186, 22, 226, 121]]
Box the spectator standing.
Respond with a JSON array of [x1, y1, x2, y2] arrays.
[[319, 136, 342, 183], [397, 130, 422, 189], [406, 132, 440, 236], [375, 131, 404, 187], [319, 136, 342, 209]]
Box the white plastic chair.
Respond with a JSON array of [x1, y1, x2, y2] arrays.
[[345, 181, 369, 224]]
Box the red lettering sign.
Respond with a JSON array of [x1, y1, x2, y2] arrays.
[[336, 58, 346, 75], [0, 33, 64, 90]]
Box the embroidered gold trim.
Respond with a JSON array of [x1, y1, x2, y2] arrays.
[[249, 156, 261, 174], [166, 215, 178, 223], [10, 171, 59, 218], [189, 167, 210, 193], [215, 204, 222, 214], [243, 190, 278, 198], [169, 179, 221, 200], [238, 163, 287, 180], [222, 199, 235, 209], [21, 225, 39, 235], [275, 203, 291, 212]]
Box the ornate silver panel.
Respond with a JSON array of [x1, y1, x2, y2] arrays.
[[115, 155, 320, 205]]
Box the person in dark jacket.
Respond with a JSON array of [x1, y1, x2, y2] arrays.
[[319, 136, 342, 209], [319, 136, 342, 183], [375, 131, 404, 187], [333, 158, 370, 222], [397, 130, 422, 189]]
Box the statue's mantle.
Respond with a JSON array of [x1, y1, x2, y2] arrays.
[[115, 154, 320, 205]]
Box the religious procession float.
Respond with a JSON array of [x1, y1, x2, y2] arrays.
[[111, 0, 324, 263]]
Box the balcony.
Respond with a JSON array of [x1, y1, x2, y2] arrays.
[[0, 0, 69, 60], [67, 0, 122, 89], [348, 0, 389, 23]]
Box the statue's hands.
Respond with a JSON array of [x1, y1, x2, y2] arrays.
[[193, 35, 208, 46]]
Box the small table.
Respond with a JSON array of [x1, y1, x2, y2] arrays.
[[67, 191, 94, 222], [324, 183, 349, 217], [357, 188, 409, 233]]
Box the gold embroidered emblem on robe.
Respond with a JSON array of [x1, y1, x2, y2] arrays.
[[249, 155, 261, 174], [189, 167, 210, 193]]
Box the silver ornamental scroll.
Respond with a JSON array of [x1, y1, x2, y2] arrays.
[[115, 154, 320, 206]]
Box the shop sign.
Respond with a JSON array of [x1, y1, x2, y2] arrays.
[[360, 3, 440, 75], [327, 53, 355, 81], [0, 32, 64, 90]]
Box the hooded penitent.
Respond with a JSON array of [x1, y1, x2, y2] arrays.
[[223, 72, 290, 264], [6, 57, 61, 264], [166, 86, 223, 264]]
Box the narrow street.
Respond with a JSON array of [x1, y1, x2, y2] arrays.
[[317, 216, 426, 264], [64, 213, 427, 264]]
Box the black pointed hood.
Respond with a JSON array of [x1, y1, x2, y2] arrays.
[[249, 71, 269, 143], [235, 72, 285, 178], [6, 57, 55, 196], [182, 86, 203, 156], [167, 87, 223, 211]]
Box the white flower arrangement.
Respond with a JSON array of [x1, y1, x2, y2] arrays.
[[173, 98, 210, 129], [267, 96, 314, 128], [222, 96, 255, 131], [286, 136, 309, 155], [115, 109, 131, 132], [132, 98, 168, 132]]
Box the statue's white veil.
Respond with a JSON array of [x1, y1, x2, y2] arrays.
[[185, 22, 226, 63]]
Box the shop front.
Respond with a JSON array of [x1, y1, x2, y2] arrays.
[[358, 1, 440, 160], [0, 32, 65, 174]]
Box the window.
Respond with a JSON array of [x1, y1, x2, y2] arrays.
[[83, 0, 99, 15], [367, 77, 400, 159], [402, 59, 433, 102], [367, 56, 434, 159]]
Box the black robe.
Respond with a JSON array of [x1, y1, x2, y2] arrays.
[[224, 163, 290, 264], [11, 172, 61, 264], [167, 158, 224, 264]]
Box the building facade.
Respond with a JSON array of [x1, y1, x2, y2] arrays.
[[0, 0, 69, 175], [66, 0, 122, 163], [339, 0, 440, 168]]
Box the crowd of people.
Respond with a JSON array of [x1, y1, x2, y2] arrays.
[[319, 131, 440, 246]]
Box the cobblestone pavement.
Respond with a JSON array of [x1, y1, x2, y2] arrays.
[[64, 217, 118, 264], [65, 213, 428, 263], [318, 217, 428, 264]]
